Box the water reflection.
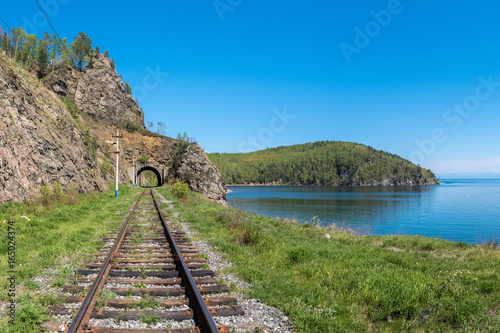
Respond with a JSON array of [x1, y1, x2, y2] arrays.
[[228, 181, 500, 244]]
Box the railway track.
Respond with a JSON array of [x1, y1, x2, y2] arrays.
[[44, 189, 253, 333]]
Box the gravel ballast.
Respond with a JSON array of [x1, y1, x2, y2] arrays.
[[154, 190, 295, 332]]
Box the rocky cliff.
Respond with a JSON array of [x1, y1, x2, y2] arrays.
[[92, 128, 227, 203], [173, 143, 227, 203], [0, 53, 108, 202], [44, 53, 144, 128], [0, 52, 227, 204]]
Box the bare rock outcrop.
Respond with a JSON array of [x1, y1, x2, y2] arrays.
[[174, 143, 227, 203], [44, 53, 145, 128], [0, 54, 108, 202]]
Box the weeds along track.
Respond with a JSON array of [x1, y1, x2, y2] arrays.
[[44, 189, 250, 333]]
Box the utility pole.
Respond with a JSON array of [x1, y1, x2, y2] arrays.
[[112, 129, 123, 199], [132, 153, 135, 188]]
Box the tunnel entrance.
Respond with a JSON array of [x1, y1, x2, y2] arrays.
[[136, 163, 164, 187]]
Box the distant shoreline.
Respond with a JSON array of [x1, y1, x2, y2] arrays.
[[226, 183, 440, 187]]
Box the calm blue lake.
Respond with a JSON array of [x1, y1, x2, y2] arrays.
[[227, 179, 500, 244]]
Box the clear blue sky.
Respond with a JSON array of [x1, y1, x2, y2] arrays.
[[3, 0, 500, 176]]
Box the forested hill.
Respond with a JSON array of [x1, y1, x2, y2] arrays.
[[208, 141, 439, 186]]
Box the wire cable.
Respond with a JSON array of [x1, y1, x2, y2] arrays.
[[0, 17, 13, 56], [0, 17, 13, 34], [33, 0, 62, 41]]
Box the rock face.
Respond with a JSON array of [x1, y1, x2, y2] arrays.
[[44, 53, 145, 128], [0, 53, 227, 204], [174, 143, 227, 203], [0, 54, 108, 202], [97, 129, 227, 203]]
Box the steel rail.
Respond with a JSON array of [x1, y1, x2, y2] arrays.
[[150, 189, 219, 333], [68, 191, 144, 333]]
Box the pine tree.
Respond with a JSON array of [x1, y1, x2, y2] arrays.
[[60, 37, 71, 65], [50, 33, 62, 63], [103, 49, 109, 58], [20, 34, 38, 67], [70, 32, 93, 70], [124, 81, 132, 95], [1, 33, 7, 54], [2, 32, 10, 56], [36, 42, 48, 77]]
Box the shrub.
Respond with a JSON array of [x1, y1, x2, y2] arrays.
[[139, 155, 149, 163], [171, 181, 190, 199], [39, 183, 52, 208], [60, 97, 81, 119], [421, 242, 435, 251], [52, 182, 64, 203], [36, 182, 81, 208], [140, 314, 161, 326], [83, 129, 98, 159], [124, 120, 139, 131], [100, 158, 113, 178], [241, 222, 259, 245], [14, 303, 48, 331]]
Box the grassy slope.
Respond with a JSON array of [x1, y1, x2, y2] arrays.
[[157, 188, 500, 332], [0, 185, 142, 332], [208, 141, 439, 186]]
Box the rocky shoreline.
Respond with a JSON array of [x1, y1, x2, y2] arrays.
[[226, 181, 440, 187]]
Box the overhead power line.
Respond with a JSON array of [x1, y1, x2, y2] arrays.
[[33, 0, 61, 41], [0, 17, 13, 34], [0, 17, 13, 57]]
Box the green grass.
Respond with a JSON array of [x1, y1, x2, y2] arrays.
[[156, 188, 500, 332], [138, 293, 160, 309], [140, 313, 161, 326], [0, 185, 143, 332]]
